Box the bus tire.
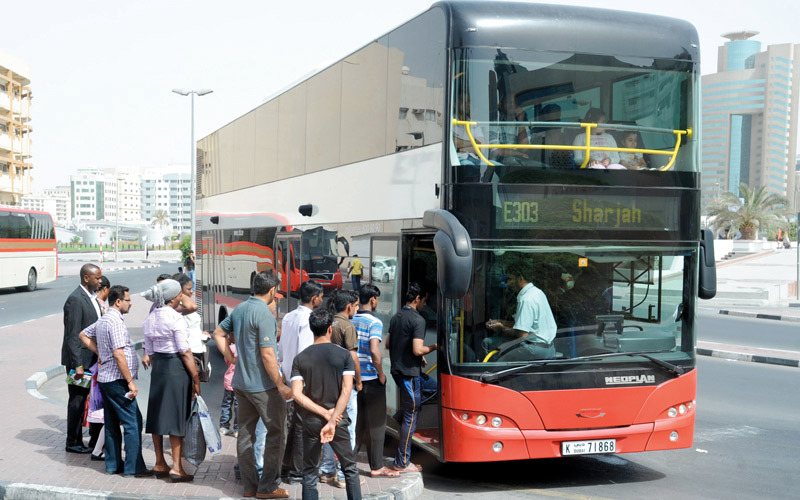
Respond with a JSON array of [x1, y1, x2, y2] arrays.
[[18, 268, 37, 292]]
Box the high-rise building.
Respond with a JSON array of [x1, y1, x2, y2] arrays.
[[141, 166, 190, 233], [0, 49, 33, 205], [701, 32, 800, 211], [70, 169, 118, 222], [21, 186, 71, 226]]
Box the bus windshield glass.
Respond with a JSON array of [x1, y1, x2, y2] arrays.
[[449, 243, 697, 376], [451, 48, 696, 175]]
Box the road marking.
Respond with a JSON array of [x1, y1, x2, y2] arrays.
[[694, 425, 761, 443]]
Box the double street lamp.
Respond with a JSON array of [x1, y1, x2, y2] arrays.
[[172, 88, 213, 253]]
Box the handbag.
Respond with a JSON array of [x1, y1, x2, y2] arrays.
[[193, 350, 210, 383]]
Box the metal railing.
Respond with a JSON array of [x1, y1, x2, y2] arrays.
[[453, 119, 692, 171]]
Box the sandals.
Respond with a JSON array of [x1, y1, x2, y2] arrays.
[[392, 463, 423, 473], [370, 466, 401, 477]]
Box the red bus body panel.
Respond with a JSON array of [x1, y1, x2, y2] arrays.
[[440, 370, 696, 462]]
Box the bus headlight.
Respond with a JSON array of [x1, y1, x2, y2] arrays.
[[668, 407, 677, 418], [678, 404, 687, 415], [476, 415, 487, 425], [461, 413, 469, 421], [491, 417, 502, 428]]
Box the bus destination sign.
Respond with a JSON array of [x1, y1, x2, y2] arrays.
[[496, 191, 680, 232]]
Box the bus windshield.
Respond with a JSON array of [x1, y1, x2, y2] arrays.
[[449, 243, 697, 376], [451, 48, 696, 175]]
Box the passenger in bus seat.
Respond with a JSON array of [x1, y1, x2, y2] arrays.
[[572, 108, 623, 168], [618, 131, 648, 169], [484, 260, 557, 360]]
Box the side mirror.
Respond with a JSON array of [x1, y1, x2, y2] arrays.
[[423, 210, 472, 299], [698, 228, 717, 300]]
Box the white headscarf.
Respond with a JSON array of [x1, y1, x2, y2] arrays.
[[141, 279, 182, 308]]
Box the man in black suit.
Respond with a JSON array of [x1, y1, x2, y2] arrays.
[[61, 263, 103, 453]]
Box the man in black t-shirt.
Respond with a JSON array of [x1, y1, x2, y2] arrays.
[[291, 309, 361, 500], [387, 282, 437, 473]]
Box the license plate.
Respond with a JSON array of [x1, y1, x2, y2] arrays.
[[561, 439, 616, 456]]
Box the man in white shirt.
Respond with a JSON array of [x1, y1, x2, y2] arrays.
[[279, 280, 324, 484], [485, 260, 557, 360]]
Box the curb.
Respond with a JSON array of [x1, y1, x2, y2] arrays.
[[718, 309, 800, 323], [696, 346, 800, 368], [0, 477, 423, 500]]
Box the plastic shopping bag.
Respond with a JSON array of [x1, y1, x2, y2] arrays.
[[195, 395, 222, 455], [183, 399, 206, 467]]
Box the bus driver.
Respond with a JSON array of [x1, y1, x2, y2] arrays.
[[484, 261, 557, 360]]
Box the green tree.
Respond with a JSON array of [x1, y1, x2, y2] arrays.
[[70, 235, 82, 246], [179, 235, 192, 261], [707, 183, 789, 240], [150, 210, 171, 229]]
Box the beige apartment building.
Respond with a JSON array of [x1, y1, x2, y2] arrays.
[[701, 32, 800, 212], [0, 49, 33, 205]]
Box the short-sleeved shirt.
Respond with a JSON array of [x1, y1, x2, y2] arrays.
[[290, 343, 354, 420], [279, 305, 314, 383], [219, 297, 278, 393], [388, 306, 427, 378], [351, 258, 363, 275], [331, 312, 357, 351], [184, 256, 195, 271], [353, 311, 383, 381], [143, 307, 190, 355], [83, 308, 139, 383], [513, 283, 557, 345]]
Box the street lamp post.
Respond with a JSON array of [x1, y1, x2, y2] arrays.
[[172, 88, 213, 254]]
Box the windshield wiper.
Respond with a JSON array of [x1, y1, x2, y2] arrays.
[[479, 350, 684, 384]]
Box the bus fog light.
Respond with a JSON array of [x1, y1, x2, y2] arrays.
[[461, 413, 469, 421], [668, 407, 677, 418], [679, 404, 687, 415], [476, 415, 487, 425], [491, 417, 502, 428], [492, 442, 503, 453], [669, 431, 679, 442]]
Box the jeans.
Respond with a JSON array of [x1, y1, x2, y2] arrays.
[[220, 389, 238, 431], [235, 388, 287, 495], [186, 269, 195, 290], [98, 379, 147, 475], [303, 414, 361, 500], [351, 274, 361, 292], [282, 401, 304, 482], [320, 388, 357, 478], [393, 375, 421, 469], [356, 379, 387, 471], [254, 418, 267, 475]]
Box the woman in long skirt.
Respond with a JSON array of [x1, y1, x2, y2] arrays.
[[141, 279, 201, 482]]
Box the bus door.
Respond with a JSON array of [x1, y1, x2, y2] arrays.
[[398, 232, 442, 458], [275, 232, 302, 318], [200, 230, 225, 329]]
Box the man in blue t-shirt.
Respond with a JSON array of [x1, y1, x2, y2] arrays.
[[291, 309, 361, 500], [214, 271, 292, 499]]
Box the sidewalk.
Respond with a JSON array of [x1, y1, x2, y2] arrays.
[[0, 294, 422, 500], [708, 245, 800, 306]]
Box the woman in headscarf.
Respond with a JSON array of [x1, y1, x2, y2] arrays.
[[141, 279, 201, 482]]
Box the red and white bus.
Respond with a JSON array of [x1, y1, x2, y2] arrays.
[[196, 1, 716, 462], [0, 206, 57, 292]]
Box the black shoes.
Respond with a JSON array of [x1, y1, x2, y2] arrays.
[[124, 469, 155, 478], [65, 445, 92, 454], [90, 454, 104, 461]]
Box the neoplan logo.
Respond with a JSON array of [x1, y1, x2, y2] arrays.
[[605, 374, 655, 385]]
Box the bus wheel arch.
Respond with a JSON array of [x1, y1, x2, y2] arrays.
[[18, 267, 37, 292]]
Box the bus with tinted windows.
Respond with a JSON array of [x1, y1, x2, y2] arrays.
[[196, 1, 716, 462], [0, 206, 57, 292]]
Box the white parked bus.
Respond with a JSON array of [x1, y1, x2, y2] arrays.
[[0, 206, 57, 291]]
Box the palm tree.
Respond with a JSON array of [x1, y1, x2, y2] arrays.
[[150, 210, 171, 229], [707, 183, 789, 240]]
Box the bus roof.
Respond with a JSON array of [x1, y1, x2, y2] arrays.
[[0, 205, 54, 217], [438, 1, 699, 62]]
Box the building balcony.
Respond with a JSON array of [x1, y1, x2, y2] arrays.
[[0, 173, 33, 198], [0, 133, 10, 152], [13, 99, 31, 120], [0, 93, 8, 112], [14, 139, 32, 158]]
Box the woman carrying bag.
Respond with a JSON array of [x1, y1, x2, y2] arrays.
[[141, 279, 201, 483]]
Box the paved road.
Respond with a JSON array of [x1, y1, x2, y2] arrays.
[[0, 262, 175, 328], [415, 356, 799, 500], [697, 310, 800, 351]]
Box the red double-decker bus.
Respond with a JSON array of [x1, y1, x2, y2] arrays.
[[196, 1, 716, 462]]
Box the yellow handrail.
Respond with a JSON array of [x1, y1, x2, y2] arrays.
[[452, 119, 692, 171]]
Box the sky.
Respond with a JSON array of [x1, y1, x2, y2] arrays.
[[4, 0, 798, 189]]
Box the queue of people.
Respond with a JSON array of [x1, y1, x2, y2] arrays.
[[62, 266, 436, 499]]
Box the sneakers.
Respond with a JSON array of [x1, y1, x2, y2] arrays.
[[319, 472, 337, 484], [219, 427, 229, 436]]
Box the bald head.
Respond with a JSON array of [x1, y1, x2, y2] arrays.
[[80, 264, 102, 292]]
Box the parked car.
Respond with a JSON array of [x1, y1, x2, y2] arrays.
[[371, 258, 396, 283]]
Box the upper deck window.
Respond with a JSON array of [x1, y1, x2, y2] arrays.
[[450, 49, 696, 181]]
